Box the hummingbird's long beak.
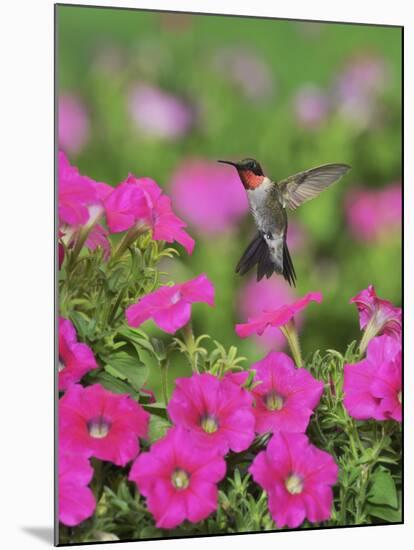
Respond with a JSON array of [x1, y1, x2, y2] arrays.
[[217, 160, 239, 168]]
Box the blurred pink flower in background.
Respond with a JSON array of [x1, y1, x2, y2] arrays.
[[293, 84, 330, 129], [211, 46, 274, 101], [345, 183, 401, 242], [59, 442, 95, 526], [335, 53, 387, 101], [128, 83, 193, 140], [59, 94, 91, 155], [170, 159, 249, 235], [238, 276, 297, 350], [333, 53, 388, 127]]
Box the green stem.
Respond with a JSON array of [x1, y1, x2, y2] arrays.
[[358, 314, 381, 356], [160, 359, 169, 406], [66, 227, 91, 272], [111, 224, 145, 263], [280, 319, 303, 368], [181, 321, 199, 373], [107, 287, 127, 327]]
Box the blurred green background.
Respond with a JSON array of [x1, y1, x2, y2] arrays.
[[57, 5, 402, 391]]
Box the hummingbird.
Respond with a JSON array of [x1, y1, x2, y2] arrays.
[[217, 158, 350, 286]]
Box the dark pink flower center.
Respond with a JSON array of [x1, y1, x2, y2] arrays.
[[285, 473, 304, 495], [200, 413, 219, 433], [264, 390, 284, 411], [87, 416, 111, 439], [171, 468, 190, 490]]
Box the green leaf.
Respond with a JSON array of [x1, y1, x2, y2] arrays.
[[365, 503, 402, 522], [136, 348, 159, 370], [367, 467, 398, 508], [139, 526, 163, 538], [93, 371, 139, 398], [148, 414, 171, 443], [105, 351, 149, 391]]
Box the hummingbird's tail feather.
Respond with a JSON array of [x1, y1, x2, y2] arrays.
[[235, 232, 276, 282], [235, 233, 264, 276], [282, 240, 296, 287], [236, 232, 297, 287]]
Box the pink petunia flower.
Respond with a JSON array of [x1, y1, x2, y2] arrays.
[[59, 317, 98, 391], [58, 152, 113, 256], [58, 151, 99, 227], [293, 84, 330, 129], [169, 159, 249, 236], [223, 370, 249, 387], [59, 441, 96, 526], [350, 285, 402, 351], [59, 384, 149, 466], [235, 292, 322, 339], [128, 83, 193, 140], [345, 184, 402, 243], [126, 274, 214, 334], [168, 373, 255, 454], [104, 174, 194, 254], [129, 426, 226, 529], [238, 276, 298, 351], [343, 335, 402, 422], [249, 432, 338, 528], [250, 352, 324, 434], [59, 93, 91, 155]]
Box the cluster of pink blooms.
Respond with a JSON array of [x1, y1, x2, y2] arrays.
[[58, 151, 195, 262], [344, 285, 402, 422], [128, 351, 330, 529]]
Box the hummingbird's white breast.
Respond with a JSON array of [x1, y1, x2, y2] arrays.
[[246, 177, 273, 231], [247, 177, 284, 268]]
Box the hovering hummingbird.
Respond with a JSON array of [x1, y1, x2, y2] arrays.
[[217, 158, 350, 286]]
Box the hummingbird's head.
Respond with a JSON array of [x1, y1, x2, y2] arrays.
[[217, 158, 265, 190]]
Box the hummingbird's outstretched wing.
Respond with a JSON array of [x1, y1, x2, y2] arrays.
[[278, 163, 351, 210]]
